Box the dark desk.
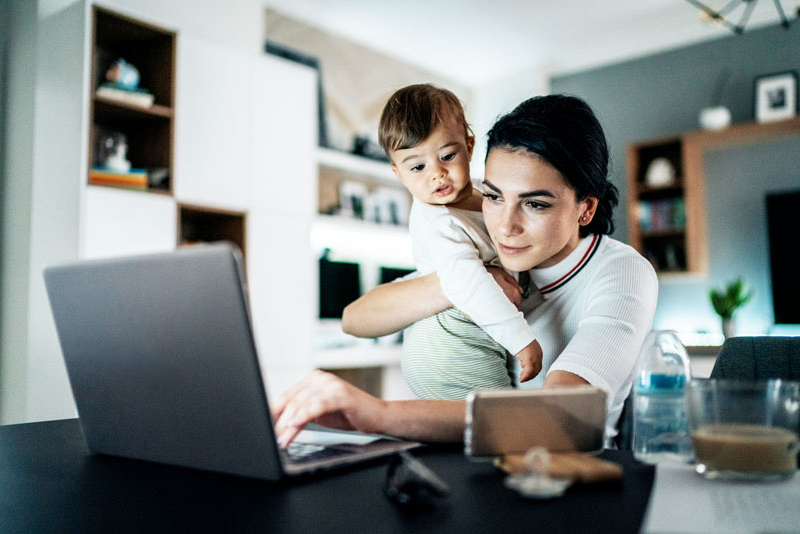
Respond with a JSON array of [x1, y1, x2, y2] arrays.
[[0, 419, 654, 533]]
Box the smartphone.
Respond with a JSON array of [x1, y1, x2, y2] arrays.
[[464, 386, 607, 458]]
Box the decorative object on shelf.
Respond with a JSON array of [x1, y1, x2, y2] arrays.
[[684, 0, 795, 35], [96, 57, 154, 108], [699, 69, 732, 130], [365, 187, 410, 226], [754, 70, 798, 123], [338, 180, 368, 219], [105, 58, 140, 89], [147, 167, 170, 190], [101, 132, 131, 172], [709, 277, 753, 338], [699, 106, 732, 130], [352, 135, 389, 162], [644, 157, 677, 188]]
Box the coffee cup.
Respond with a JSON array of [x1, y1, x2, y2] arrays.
[[686, 379, 799, 481]]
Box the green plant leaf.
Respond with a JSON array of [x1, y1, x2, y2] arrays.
[[708, 277, 752, 319]]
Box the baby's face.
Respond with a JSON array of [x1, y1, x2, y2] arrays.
[[390, 119, 474, 206]]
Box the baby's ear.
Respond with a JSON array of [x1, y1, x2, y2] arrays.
[[466, 136, 475, 158]]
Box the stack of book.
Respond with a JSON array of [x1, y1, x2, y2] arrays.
[[95, 82, 154, 108], [637, 198, 686, 232], [89, 167, 148, 190]]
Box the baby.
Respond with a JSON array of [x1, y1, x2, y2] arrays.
[[378, 84, 542, 400]]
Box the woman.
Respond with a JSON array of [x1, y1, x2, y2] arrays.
[[273, 95, 657, 447]]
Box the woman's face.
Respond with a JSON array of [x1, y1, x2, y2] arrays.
[[482, 148, 597, 271]]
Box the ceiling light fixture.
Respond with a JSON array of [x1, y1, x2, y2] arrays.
[[684, 0, 795, 34]]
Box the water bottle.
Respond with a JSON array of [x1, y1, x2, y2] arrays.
[[633, 330, 693, 463]]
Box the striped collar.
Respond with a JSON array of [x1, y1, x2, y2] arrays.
[[530, 234, 602, 295]]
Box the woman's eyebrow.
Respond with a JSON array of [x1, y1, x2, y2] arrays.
[[519, 189, 556, 199], [482, 179, 555, 198]]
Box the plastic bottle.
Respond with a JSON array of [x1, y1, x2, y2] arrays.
[[632, 330, 693, 464]]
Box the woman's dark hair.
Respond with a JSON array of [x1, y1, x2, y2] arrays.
[[486, 94, 618, 237]]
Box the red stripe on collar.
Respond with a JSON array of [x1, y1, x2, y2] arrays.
[[538, 234, 600, 294]]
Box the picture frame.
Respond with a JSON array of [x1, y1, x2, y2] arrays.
[[754, 70, 798, 123]]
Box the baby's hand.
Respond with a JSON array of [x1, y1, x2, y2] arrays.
[[515, 340, 543, 383]]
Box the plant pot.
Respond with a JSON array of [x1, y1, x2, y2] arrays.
[[722, 318, 736, 338]]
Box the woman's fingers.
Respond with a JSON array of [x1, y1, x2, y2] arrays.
[[487, 266, 523, 307], [272, 370, 384, 447]]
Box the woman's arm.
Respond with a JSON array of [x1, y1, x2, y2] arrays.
[[341, 267, 524, 338], [341, 273, 451, 337], [272, 370, 466, 446]]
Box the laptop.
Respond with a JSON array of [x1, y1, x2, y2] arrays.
[[43, 243, 419, 481]]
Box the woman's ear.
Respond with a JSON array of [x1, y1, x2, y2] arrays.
[[579, 196, 599, 226]]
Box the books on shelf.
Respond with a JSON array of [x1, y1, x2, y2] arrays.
[[89, 167, 148, 189], [95, 83, 154, 108], [637, 198, 686, 233]]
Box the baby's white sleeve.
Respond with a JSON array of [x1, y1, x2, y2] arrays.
[[415, 215, 536, 355]]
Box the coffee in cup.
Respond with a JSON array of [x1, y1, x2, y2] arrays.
[[687, 380, 799, 481]]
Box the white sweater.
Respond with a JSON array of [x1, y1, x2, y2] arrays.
[[516, 234, 659, 444], [408, 198, 536, 355]]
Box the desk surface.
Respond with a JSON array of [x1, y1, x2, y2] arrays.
[[0, 419, 654, 534]]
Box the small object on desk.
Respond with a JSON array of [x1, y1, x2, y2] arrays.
[[496, 448, 624, 484], [503, 447, 574, 499], [384, 451, 450, 507]]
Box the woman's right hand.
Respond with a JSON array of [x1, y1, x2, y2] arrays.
[[272, 370, 387, 447], [486, 266, 523, 308], [272, 370, 467, 446]]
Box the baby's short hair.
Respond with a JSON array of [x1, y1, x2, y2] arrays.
[[378, 84, 472, 157]]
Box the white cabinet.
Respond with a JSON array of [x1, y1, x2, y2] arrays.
[[246, 211, 316, 398], [250, 55, 318, 216], [81, 187, 177, 259], [174, 33, 252, 211]]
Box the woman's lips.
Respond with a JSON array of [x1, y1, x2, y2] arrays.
[[498, 243, 530, 255], [434, 184, 453, 197]]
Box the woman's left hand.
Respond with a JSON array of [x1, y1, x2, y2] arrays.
[[487, 266, 523, 308]]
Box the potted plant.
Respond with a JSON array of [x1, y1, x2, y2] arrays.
[[709, 278, 753, 338]]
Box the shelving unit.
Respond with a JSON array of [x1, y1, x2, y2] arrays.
[[178, 204, 247, 258], [313, 148, 414, 398], [626, 137, 693, 273], [627, 117, 800, 275], [88, 7, 175, 194]]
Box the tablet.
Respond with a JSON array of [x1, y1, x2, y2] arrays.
[[464, 386, 607, 458]]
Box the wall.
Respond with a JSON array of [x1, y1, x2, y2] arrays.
[[0, 0, 268, 425], [265, 9, 472, 156], [551, 22, 800, 337], [470, 65, 551, 179], [1, 0, 38, 424]]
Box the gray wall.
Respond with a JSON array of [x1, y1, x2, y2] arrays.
[[552, 22, 800, 337], [0, 0, 38, 422]]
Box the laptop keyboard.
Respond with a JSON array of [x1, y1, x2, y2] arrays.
[[283, 441, 356, 465]]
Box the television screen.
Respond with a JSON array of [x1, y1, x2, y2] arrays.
[[379, 266, 415, 285], [766, 190, 800, 324], [318, 258, 361, 319]]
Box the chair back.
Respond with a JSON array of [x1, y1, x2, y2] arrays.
[[710, 336, 800, 380]]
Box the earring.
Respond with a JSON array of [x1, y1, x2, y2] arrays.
[[581, 216, 588, 222]]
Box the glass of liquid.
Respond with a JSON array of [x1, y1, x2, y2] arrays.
[[686, 379, 799, 481]]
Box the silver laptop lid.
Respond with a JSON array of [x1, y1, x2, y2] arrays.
[[44, 244, 285, 480]]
